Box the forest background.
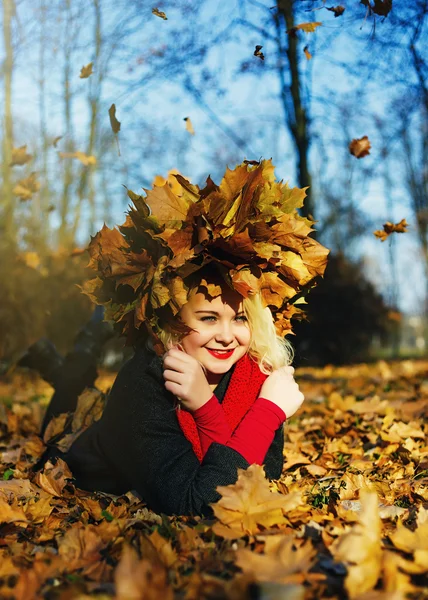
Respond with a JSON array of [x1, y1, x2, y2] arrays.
[[1, 0, 427, 367]]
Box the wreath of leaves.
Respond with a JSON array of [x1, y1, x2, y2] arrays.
[[82, 159, 330, 349]]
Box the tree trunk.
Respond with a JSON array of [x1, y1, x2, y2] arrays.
[[58, 0, 74, 248], [71, 0, 101, 242], [275, 0, 314, 219], [2, 0, 15, 247]]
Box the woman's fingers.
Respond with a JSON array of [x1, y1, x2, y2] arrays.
[[162, 368, 183, 383]]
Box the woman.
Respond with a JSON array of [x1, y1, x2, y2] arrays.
[[40, 160, 329, 516]]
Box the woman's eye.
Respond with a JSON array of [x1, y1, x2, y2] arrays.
[[200, 316, 216, 322], [235, 315, 248, 322]]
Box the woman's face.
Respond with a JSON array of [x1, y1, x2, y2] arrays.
[[179, 286, 251, 384]]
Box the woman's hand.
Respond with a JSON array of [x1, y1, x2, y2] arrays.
[[162, 347, 213, 412], [259, 366, 304, 418]]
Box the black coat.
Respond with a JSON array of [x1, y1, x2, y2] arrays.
[[45, 345, 285, 517]]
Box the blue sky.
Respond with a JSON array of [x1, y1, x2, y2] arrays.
[[2, 0, 426, 314]]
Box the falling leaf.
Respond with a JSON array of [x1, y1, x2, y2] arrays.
[[374, 219, 408, 242], [152, 7, 167, 20], [254, 45, 264, 60], [52, 135, 63, 147], [349, 136, 371, 158], [59, 151, 97, 166], [10, 145, 32, 166], [288, 22, 322, 35], [183, 116, 195, 135], [12, 172, 40, 201], [303, 46, 312, 60], [372, 0, 392, 17], [211, 464, 303, 538], [326, 5, 345, 17], [79, 62, 93, 78], [108, 103, 121, 134]]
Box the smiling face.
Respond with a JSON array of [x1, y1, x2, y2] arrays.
[[179, 285, 251, 386]]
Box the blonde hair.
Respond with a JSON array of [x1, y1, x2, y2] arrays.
[[157, 286, 294, 374]]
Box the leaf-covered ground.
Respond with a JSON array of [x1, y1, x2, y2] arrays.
[[0, 359, 427, 599]]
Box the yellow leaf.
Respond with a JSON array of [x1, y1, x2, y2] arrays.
[[184, 116, 195, 135], [303, 45, 312, 60], [331, 492, 382, 598], [294, 22, 322, 33], [79, 62, 93, 78], [211, 464, 303, 539], [12, 172, 40, 201], [152, 7, 167, 20], [10, 145, 32, 166], [108, 103, 121, 133], [236, 535, 319, 585], [59, 151, 97, 166], [21, 251, 41, 270], [374, 219, 408, 242]]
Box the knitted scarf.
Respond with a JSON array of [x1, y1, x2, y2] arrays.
[[176, 354, 268, 462]]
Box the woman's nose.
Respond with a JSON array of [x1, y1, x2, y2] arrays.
[[215, 323, 234, 344]]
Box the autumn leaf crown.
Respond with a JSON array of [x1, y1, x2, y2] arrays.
[[82, 159, 329, 346]]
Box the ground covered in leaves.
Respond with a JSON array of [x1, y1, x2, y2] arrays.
[[0, 359, 427, 599]]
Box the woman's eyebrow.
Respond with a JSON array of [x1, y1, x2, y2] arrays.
[[195, 310, 245, 315]]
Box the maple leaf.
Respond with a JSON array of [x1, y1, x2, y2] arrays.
[[115, 544, 174, 600], [236, 535, 319, 585], [13, 172, 40, 201], [108, 103, 121, 133], [287, 22, 322, 35], [349, 136, 371, 158], [211, 464, 303, 538], [254, 45, 264, 60], [389, 522, 428, 571], [10, 145, 33, 166], [34, 458, 74, 497], [183, 116, 195, 135], [331, 492, 382, 598], [79, 62, 93, 78], [374, 219, 408, 241], [59, 151, 97, 166], [152, 7, 168, 20]]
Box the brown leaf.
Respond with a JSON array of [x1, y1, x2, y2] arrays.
[[114, 544, 174, 600], [331, 492, 382, 598], [254, 45, 264, 60], [79, 62, 93, 78], [109, 103, 121, 134], [10, 145, 33, 166], [152, 7, 168, 20], [211, 464, 303, 538], [326, 5, 345, 17], [374, 219, 408, 242], [59, 151, 97, 165], [34, 458, 74, 497], [373, 0, 392, 17], [236, 535, 319, 585], [349, 136, 371, 158], [13, 172, 40, 201]]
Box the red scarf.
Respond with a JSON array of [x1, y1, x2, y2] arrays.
[[176, 354, 268, 462]]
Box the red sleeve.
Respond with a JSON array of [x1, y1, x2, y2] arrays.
[[192, 395, 232, 457], [225, 398, 286, 465]]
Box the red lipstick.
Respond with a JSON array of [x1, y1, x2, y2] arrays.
[[206, 348, 235, 360]]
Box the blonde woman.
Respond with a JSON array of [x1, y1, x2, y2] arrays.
[[39, 160, 328, 516]]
